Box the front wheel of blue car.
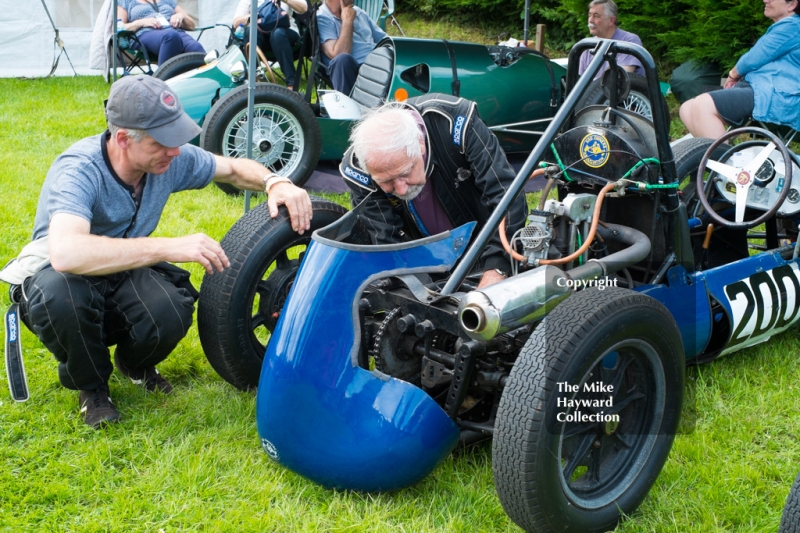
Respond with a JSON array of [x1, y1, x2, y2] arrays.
[[492, 287, 684, 533], [780, 471, 800, 533], [197, 198, 348, 390], [201, 83, 321, 196]]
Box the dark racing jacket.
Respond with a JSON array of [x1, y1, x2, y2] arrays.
[[339, 93, 527, 273]]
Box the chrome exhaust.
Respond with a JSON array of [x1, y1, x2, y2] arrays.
[[458, 265, 570, 341]]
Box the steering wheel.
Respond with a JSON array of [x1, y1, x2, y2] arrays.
[[696, 126, 793, 229]]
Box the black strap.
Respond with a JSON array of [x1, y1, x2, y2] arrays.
[[5, 291, 29, 402], [515, 48, 559, 109], [442, 40, 460, 97]]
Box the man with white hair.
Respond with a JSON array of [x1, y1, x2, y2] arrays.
[[339, 94, 527, 288], [578, 0, 644, 80]]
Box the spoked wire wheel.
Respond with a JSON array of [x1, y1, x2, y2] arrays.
[[201, 83, 321, 195], [221, 103, 305, 175]]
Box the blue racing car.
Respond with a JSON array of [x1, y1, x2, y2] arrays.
[[197, 38, 800, 533]]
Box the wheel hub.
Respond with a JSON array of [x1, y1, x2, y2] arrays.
[[221, 102, 306, 178], [604, 418, 620, 435], [257, 260, 300, 332], [251, 117, 284, 161], [258, 139, 273, 153]]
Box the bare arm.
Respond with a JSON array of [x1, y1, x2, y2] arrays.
[[212, 155, 313, 233], [321, 2, 356, 59], [172, 5, 196, 30], [48, 213, 230, 276], [118, 6, 162, 30], [284, 0, 308, 15], [232, 14, 250, 27]]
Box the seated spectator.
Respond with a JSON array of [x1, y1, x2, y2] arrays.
[[117, 0, 205, 65], [679, 0, 800, 138], [578, 0, 644, 80], [233, 0, 308, 91], [317, 0, 386, 95]]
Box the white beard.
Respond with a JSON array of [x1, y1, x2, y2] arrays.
[[395, 184, 424, 201]]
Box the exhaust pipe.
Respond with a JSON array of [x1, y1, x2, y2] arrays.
[[459, 265, 570, 341], [459, 223, 651, 341]]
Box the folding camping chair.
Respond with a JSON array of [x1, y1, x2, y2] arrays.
[[244, 8, 316, 88], [111, 30, 155, 77]]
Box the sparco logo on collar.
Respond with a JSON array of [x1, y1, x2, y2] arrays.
[[7, 310, 17, 343], [160, 91, 177, 109], [452, 114, 466, 146], [343, 165, 372, 186]]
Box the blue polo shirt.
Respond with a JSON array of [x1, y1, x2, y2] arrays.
[[31, 131, 216, 241]]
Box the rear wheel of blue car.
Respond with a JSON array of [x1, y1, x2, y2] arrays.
[[493, 287, 684, 533], [197, 197, 348, 390], [201, 83, 321, 196], [154, 52, 207, 80], [576, 75, 659, 121]]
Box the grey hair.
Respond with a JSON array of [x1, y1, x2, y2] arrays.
[[350, 102, 423, 171], [108, 123, 148, 143], [589, 0, 618, 20]]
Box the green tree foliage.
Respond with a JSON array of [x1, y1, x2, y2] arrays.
[[397, 0, 775, 71], [620, 0, 770, 70]]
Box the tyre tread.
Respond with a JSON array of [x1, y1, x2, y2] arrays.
[[198, 198, 347, 390], [493, 287, 683, 533]]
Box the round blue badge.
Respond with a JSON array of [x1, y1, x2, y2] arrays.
[[580, 133, 610, 168]]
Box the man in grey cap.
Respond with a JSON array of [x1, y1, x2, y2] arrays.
[[0, 76, 313, 428]]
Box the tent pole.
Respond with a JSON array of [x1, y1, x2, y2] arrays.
[[244, 0, 258, 213], [112, 0, 119, 81], [40, 0, 78, 77]]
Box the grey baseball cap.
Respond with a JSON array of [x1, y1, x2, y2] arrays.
[[106, 76, 201, 148]]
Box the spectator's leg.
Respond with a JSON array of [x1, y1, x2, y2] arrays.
[[270, 28, 300, 88], [178, 30, 205, 54], [104, 266, 196, 372], [327, 54, 360, 95], [20, 267, 113, 391], [137, 28, 183, 64], [679, 93, 727, 138]]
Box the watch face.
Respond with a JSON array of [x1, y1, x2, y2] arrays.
[[753, 158, 775, 186]]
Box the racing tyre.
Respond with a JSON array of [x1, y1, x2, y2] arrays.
[[197, 198, 348, 390], [154, 52, 207, 80], [493, 287, 684, 533], [780, 471, 800, 533], [201, 83, 321, 196], [576, 74, 662, 121]]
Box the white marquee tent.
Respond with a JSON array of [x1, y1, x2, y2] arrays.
[[0, 0, 238, 78]]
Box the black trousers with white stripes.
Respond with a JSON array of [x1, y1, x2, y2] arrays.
[[19, 263, 197, 391]]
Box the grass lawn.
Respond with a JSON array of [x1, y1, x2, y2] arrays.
[[1, 40, 799, 532]]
